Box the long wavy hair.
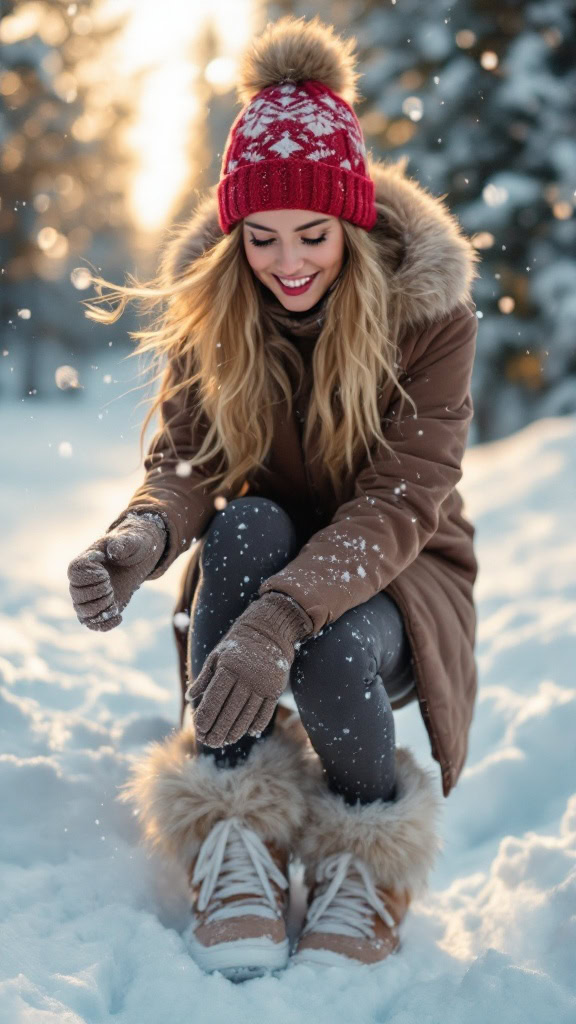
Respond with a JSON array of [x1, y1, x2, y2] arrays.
[[83, 215, 416, 505]]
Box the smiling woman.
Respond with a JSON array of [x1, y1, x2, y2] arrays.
[[74, 13, 480, 983], [242, 209, 345, 305]]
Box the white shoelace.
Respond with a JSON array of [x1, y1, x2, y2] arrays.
[[301, 852, 397, 940], [191, 817, 288, 924]]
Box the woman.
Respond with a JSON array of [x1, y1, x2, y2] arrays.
[[68, 15, 480, 979]]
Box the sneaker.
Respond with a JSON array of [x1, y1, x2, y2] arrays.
[[291, 851, 410, 967], [184, 816, 290, 981]]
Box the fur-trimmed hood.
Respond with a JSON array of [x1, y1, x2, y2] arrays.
[[159, 154, 480, 329]]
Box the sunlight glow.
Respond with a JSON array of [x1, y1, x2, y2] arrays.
[[101, 0, 255, 232]]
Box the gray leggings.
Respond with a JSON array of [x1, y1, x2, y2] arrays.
[[188, 497, 416, 805]]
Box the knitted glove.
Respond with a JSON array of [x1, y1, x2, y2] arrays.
[[186, 591, 314, 747], [67, 512, 168, 632]]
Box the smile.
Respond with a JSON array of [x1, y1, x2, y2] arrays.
[[273, 273, 318, 295]]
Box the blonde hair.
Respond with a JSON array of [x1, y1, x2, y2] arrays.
[[84, 215, 416, 505]]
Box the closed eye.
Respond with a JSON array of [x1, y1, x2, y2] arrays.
[[249, 234, 328, 248]]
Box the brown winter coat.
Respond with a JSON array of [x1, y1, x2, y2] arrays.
[[108, 157, 480, 797]]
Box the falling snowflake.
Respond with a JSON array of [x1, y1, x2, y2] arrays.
[[173, 612, 191, 632], [55, 366, 80, 390]]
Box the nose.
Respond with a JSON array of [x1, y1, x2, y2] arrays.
[[274, 244, 307, 276]]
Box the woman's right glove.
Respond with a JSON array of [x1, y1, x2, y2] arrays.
[[186, 591, 313, 747], [67, 512, 167, 631]]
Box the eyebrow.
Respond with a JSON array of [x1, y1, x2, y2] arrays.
[[244, 217, 331, 232]]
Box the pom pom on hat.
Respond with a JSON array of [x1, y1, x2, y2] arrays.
[[236, 14, 361, 107]]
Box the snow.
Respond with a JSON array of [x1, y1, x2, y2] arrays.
[[1, 363, 575, 1021]]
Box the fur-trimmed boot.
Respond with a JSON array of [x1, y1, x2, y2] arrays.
[[291, 747, 442, 968], [119, 728, 310, 981]]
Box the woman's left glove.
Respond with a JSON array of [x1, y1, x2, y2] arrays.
[[186, 591, 314, 747]]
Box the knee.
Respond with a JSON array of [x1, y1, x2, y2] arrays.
[[291, 613, 378, 711], [201, 496, 299, 564]]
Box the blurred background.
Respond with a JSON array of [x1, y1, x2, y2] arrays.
[[2, 11, 576, 1010], [1, 0, 575, 443]]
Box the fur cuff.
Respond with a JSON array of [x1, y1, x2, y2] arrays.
[[118, 729, 310, 868], [296, 747, 442, 899]]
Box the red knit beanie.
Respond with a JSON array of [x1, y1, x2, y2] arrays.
[[217, 17, 376, 235]]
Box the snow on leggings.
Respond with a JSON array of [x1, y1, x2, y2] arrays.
[[187, 496, 416, 805]]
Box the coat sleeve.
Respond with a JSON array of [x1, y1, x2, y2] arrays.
[[258, 305, 478, 631], [106, 357, 236, 580]]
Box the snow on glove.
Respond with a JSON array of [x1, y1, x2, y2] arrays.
[[186, 591, 313, 747], [67, 512, 168, 632]]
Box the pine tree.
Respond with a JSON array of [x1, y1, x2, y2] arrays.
[[0, 0, 135, 398], [335, 0, 576, 441]]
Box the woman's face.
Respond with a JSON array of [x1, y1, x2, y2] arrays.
[[242, 209, 345, 311]]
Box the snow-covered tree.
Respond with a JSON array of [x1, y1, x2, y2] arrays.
[[0, 0, 136, 398], [345, 0, 576, 441]]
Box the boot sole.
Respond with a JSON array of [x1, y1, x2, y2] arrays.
[[290, 944, 399, 969], [185, 933, 290, 980]]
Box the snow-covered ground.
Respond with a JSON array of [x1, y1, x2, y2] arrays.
[[1, 357, 575, 1023]]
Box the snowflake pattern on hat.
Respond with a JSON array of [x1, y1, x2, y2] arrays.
[[226, 82, 367, 176]]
